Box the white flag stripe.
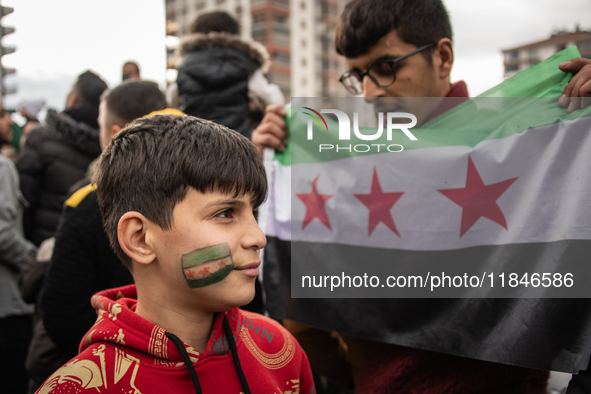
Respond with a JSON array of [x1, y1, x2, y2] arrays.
[[261, 118, 591, 251]]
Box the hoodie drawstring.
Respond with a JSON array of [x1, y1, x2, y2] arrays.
[[165, 314, 252, 394], [222, 315, 252, 394], [165, 332, 203, 394]]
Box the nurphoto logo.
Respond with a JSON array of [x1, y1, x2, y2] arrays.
[[302, 107, 418, 154]]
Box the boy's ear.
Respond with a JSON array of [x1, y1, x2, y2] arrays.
[[434, 37, 453, 80], [118, 212, 157, 266]]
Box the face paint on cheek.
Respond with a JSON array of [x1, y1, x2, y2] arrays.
[[181, 243, 234, 288]]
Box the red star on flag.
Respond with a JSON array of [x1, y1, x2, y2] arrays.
[[218, 259, 227, 268], [354, 167, 405, 236], [198, 266, 212, 276], [438, 156, 518, 237], [296, 175, 334, 231], [185, 269, 197, 280]]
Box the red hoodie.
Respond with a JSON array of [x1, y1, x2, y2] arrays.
[[36, 285, 315, 394]]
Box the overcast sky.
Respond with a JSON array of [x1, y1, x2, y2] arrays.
[[2, 0, 166, 111], [1, 0, 590, 113], [446, 0, 591, 96]]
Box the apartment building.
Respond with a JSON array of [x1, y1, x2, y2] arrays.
[[502, 28, 591, 78]]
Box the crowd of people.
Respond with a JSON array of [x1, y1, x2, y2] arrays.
[[1, 1, 590, 393]]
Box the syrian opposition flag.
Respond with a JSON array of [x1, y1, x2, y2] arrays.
[[258, 46, 591, 373]]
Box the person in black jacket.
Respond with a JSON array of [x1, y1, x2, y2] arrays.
[[176, 11, 284, 140], [16, 70, 108, 247]]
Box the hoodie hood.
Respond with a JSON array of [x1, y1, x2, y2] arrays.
[[179, 32, 270, 73], [45, 109, 102, 157], [82, 285, 242, 366]]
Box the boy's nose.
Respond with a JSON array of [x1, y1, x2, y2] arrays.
[[243, 215, 267, 251]]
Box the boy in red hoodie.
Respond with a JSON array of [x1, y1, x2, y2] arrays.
[[36, 114, 315, 394]]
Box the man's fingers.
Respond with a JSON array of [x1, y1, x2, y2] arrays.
[[566, 69, 591, 113], [559, 58, 591, 73], [265, 104, 287, 117], [567, 96, 581, 113], [252, 122, 288, 153], [249, 104, 289, 155], [560, 59, 591, 112], [567, 78, 581, 113], [253, 121, 286, 142], [561, 72, 577, 102], [261, 111, 288, 131], [251, 104, 289, 154], [253, 132, 285, 153], [581, 80, 591, 109]]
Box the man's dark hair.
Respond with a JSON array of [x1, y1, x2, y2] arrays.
[[335, 0, 453, 59], [95, 115, 267, 268], [102, 81, 167, 128], [189, 11, 240, 35], [73, 70, 108, 107]]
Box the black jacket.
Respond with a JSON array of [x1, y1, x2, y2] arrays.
[[16, 106, 102, 246], [41, 187, 133, 359], [177, 33, 268, 139]]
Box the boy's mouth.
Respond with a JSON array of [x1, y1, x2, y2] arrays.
[[234, 261, 261, 277]]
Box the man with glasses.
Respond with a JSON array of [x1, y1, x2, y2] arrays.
[[251, 0, 591, 392], [252, 1, 590, 155]]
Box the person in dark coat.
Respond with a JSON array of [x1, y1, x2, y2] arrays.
[[16, 70, 107, 246], [0, 100, 37, 394], [176, 11, 284, 140]]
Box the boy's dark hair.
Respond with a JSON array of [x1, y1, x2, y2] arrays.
[[95, 115, 267, 268], [102, 81, 167, 129], [335, 0, 452, 59], [73, 70, 108, 107], [189, 11, 240, 35]]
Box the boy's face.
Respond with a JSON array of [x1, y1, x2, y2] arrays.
[[150, 188, 266, 312]]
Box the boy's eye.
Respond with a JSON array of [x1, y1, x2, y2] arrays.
[[216, 208, 234, 219]]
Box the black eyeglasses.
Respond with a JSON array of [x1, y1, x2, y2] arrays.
[[339, 42, 436, 95]]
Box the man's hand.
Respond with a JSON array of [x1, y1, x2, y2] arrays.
[[251, 104, 288, 155], [558, 58, 591, 113]]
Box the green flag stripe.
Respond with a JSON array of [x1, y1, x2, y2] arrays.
[[274, 46, 585, 167]]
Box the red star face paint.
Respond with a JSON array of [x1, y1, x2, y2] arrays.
[[181, 243, 234, 288]]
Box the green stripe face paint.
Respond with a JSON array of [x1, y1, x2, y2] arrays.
[[181, 243, 234, 288]]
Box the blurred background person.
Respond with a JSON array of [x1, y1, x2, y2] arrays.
[[16, 70, 107, 247], [0, 99, 37, 394], [19, 99, 44, 135], [0, 100, 45, 161], [174, 10, 284, 139], [122, 61, 141, 81]]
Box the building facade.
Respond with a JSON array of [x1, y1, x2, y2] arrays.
[[165, 0, 349, 100], [502, 29, 591, 78]]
